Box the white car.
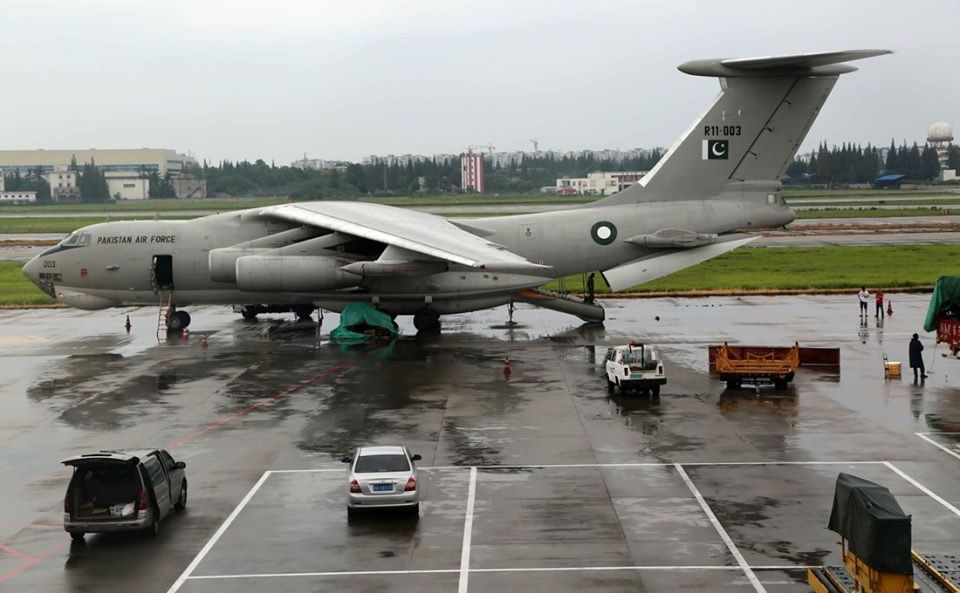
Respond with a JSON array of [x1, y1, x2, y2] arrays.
[[342, 446, 421, 519], [604, 343, 666, 396]]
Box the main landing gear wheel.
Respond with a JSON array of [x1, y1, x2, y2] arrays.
[[413, 308, 441, 332], [294, 305, 314, 322], [240, 307, 258, 321], [167, 310, 191, 332]]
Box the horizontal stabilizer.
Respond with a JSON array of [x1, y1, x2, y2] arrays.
[[602, 235, 757, 292], [679, 49, 891, 77]]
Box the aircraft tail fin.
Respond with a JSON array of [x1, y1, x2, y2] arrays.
[[595, 50, 891, 205]]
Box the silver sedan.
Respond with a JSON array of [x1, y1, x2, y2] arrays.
[[342, 446, 421, 519]]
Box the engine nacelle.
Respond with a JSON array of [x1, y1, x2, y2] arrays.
[[210, 248, 267, 283], [235, 255, 360, 292]]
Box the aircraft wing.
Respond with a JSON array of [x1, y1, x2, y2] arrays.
[[259, 202, 550, 272]]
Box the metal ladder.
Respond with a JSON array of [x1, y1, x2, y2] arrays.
[[156, 291, 173, 340]]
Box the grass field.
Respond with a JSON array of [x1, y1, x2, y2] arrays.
[[543, 244, 960, 294], [0, 188, 956, 215], [794, 207, 957, 219], [0, 263, 55, 305], [3, 245, 956, 306], [0, 216, 192, 234]]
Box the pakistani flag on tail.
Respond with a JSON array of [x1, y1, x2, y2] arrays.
[[701, 139, 728, 160]]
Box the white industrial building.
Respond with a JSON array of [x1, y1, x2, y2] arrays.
[[555, 171, 647, 195], [0, 169, 37, 203], [42, 168, 80, 201], [0, 148, 205, 199]]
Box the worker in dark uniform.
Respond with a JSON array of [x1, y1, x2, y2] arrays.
[[586, 272, 596, 304], [909, 333, 926, 383]]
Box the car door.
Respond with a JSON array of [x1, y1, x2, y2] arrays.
[[159, 450, 184, 502], [142, 455, 172, 519]]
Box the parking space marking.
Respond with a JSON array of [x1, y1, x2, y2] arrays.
[[674, 463, 767, 593], [166, 471, 272, 593], [424, 461, 885, 471], [916, 432, 960, 462], [187, 564, 816, 580], [883, 462, 960, 519], [188, 569, 460, 580], [458, 466, 477, 593]]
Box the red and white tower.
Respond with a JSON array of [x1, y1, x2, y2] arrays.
[[460, 150, 485, 193]]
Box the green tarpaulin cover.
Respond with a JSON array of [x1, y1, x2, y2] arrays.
[[923, 276, 960, 332], [827, 473, 912, 574], [330, 302, 398, 341]]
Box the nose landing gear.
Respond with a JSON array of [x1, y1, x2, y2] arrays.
[[413, 308, 441, 332]]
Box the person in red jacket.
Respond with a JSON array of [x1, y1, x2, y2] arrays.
[[875, 288, 884, 319]]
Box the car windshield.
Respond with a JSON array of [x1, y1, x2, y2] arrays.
[[355, 454, 410, 473]]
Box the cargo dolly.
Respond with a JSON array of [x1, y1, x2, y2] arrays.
[[708, 342, 839, 391], [808, 473, 960, 593]]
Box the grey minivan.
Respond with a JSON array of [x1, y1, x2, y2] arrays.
[[61, 449, 187, 542]]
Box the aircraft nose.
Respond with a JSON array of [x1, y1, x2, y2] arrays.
[[22, 255, 55, 297], [22, 255, 41, 282]]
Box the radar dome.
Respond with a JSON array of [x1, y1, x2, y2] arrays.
[[927, 122, 953, 142]]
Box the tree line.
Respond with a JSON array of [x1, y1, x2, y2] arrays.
[[786, 141, 960, 184]]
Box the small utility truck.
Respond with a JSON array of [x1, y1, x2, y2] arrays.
[[604, 343, 666, 396]]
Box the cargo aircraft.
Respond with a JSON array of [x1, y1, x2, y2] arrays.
[[23, 50, 889, 332]]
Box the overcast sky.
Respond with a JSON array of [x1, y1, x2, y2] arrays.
[[2, 0, 956, 164]]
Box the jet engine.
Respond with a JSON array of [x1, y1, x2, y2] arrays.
[[235, 255, 360, 292]]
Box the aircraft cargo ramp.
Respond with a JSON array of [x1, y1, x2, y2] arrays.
[[514, 289, 605, 323]]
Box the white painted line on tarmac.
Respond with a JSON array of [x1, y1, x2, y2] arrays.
[[188, 569, 460, 580], [179, 565, 818, 581], [884, 462, 960, 520], [675, 463, 767, 593], [915, 432, 960, 462], [167, 470, 272, 593], [458, 466, 478, 593]]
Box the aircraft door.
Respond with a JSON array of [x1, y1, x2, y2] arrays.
[[151, 255, 174, 292]]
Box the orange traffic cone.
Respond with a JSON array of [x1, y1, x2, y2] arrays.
[[181, 328, 189, 342], [503, 356, 512, 376], [201, 335, 208, 349]]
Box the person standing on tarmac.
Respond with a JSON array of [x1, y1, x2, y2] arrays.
[[586, 272, 596, 304], [909, 333, 926, 384], [858, 286, 870, 319], [875, 288, 885, 319]]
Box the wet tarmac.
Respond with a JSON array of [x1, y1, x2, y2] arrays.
[[0, 296, 958, 593]]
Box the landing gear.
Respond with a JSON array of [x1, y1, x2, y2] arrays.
[[167, 310, 191, 332], [413, 308, 441, 332], [240, 306, 258, 321], [294, 305, 314, 322]]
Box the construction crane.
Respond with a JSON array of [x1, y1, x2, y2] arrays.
[[467, 144, 495, 155], [530, 138, 539, 151]]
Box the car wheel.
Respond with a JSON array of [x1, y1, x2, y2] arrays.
[[606, 378, 614, 393], [70, 532, 85, 543], [774, 378, 788, 390], [651, 385, 660, 397], [347, 507, 357, 521], [174, 482, 187, 511], [409, 503, 420, 519]]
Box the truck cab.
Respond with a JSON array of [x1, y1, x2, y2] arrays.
[[604, 343, 666, 396]]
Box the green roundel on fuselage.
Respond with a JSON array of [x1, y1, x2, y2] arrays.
[[590, 221, 618, 245]]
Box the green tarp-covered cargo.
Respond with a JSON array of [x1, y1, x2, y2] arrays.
[[330, 302, 398, 341], [924, 276, 960, 332], [827, 473, 912, 574]]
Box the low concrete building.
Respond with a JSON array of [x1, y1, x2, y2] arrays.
[[107, 176, 149, 200], [556, 171, 647, 195], [42, 168, 80, 201], [0, 148, 203, 198], [0, 168, 38, 203]]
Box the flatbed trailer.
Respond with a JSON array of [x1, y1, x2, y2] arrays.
[[809, 551, 960, 593], [708, 342, 840, 390]]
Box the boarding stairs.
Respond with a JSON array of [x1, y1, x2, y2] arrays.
[[156, 291, 173, 340]]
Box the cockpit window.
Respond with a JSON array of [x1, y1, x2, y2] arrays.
[[61, 232, 91, 247]]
